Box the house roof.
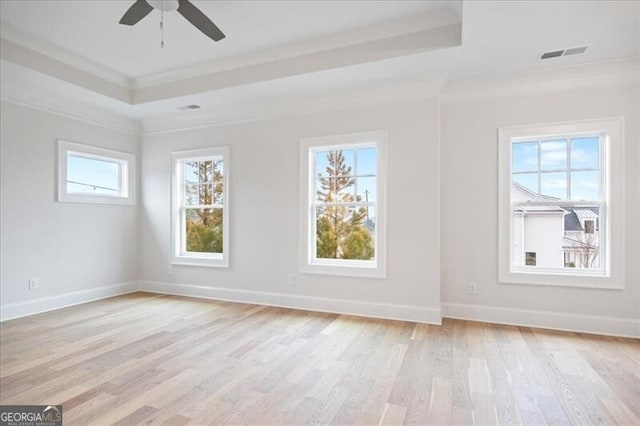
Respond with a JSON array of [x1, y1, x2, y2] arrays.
[[515, 205, 566, 214], [511, 182, 600, 231], [512, 182, 561, 202], [564, 207, 599, 232], [574, 208, 599, 220]]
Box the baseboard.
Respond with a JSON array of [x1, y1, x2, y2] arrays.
[[441, 302, 640, 339], [138, 280, 442, 325], [3, 282, 635, 338], [0, 281, 138, 321]]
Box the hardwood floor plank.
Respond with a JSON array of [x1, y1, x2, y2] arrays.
[[1, 292, 637, 426], [379, 403, 407, 425], [521, 328, 595, 425], [359, 343, 408, 424], [426, 376, 452, 425], [63, 392, 117, 425], [112, 405, 159, 426], [601, 396, 640, 425]]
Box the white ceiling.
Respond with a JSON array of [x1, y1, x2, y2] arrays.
[[0, 0, 638, 133], [439, 0, 639, 80], [0, 0, 453, 79]]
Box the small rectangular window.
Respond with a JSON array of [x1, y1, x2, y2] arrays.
[[564, 251, 575, 268], [525, 252, 537, 266], [57, 140, 136, 204], [171, 147, 229, 267]]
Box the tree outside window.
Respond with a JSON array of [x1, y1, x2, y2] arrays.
[[314, 150, 375, 260]]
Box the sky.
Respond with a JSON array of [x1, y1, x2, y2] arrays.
[[512, 137, 600, 201], [315, 147, 377, 203], [67, 155, 120, 195]]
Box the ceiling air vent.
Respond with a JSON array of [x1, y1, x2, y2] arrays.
[[541, 50, 564, 60], [177, 104, 201, 111], [540, 45, 589, 60], [563, 46, 588, 56]]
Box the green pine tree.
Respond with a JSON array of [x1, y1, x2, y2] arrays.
[[186, 160, 224, 253], [316, 150, 374, 260]]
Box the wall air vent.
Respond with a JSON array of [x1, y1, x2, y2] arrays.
[[177, 104, 201, 111], [540, 45, 589, 60]]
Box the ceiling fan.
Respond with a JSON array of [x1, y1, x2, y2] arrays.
[[119, 0, 225, 42]]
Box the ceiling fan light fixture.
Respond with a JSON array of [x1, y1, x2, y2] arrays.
[[119, 0, 226, 42], [147, 0, 179, 12]]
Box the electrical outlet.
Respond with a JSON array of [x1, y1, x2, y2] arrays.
[[468, 281, 478, 294], [28, 278, 39, 290], [288, 274, 297, 287]]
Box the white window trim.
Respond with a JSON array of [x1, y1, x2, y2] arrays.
[[171, 146, 230, 268], [57, 139, 136, 205], [498, 117, 625, 289], [299, 130, 387, 278]]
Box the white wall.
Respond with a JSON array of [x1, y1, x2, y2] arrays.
[[2, 79, 636, 335], [0, 101, 140, 315], [139, 99, 441, 322], [440, 84, 639, 322]]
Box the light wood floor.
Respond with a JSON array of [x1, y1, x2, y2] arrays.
[[1, 293, 638, 425]]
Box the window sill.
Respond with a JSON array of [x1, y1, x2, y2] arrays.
[[301, 263, 386, 279], [171, 258, 228, 268], [58, 194, 135, 205], [499, 270, 623, 290]]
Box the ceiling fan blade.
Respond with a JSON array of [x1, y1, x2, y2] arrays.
[[119, 0, 154, 26], [177, 0, 226, 42]]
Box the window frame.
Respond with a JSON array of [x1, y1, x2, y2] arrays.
[[170, 146, 230, 268], [299, 130, 387, 278], [498, 118, 624, 289], [511, 134, 607, 277], [57, 139, 136, 205]]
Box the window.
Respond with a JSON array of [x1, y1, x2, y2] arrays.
[[525, 252, 537, 266], [171, 147, 229, 267], [299, 130, 387, 278], [563, 251, 575, 268], [585, 220, 595, 234], [57, 140, 136, 204], [499, 118, 624, 289]]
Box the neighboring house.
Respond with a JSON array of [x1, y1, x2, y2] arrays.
[[562, 207, 600, 268], [512, 182, 599, 269]]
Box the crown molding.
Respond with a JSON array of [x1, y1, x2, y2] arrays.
[[133, 23, 462, 104], [133, 6, 462, 89], [142, 75, 447, 135], [0, 21, 132, 88], [1, 52, 444, 137], [0, 95, 141, 136], [4, 55, 634, 138], [141, 58, 640, 134], [0, 59, 139, 134], [0, 22, 461, 107], [0, 38, 131, 103], [441, 57, 640, 105], [0, 7, 462, 106]]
